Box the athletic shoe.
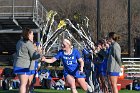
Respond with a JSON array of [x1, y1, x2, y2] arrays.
[[87, 84, 93, 93]]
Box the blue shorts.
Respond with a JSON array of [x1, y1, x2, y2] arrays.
[[14, 66, 35, 75], [94, 59, 108, 76], [100, 72, 107, 76], [63, 70, 86, 78], [99, 59, 108, 76], [108, 72, 120, 76]]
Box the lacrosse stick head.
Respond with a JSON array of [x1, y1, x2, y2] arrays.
[[46, 10, 54, 21], [53, 11, 57, 16], [50, 11, 57, 23], [57, 20, 66, 30], [65, 19, 73, 27]]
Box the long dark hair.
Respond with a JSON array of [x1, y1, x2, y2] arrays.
[[22, 28, 32, 41]]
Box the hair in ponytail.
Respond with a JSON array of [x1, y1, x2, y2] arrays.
[[108, 32, 120, 41]]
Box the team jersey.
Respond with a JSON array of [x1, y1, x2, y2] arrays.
[[82, 48, 92, 65], [98, 47, 111, 76], [54, 48, 81, 74]]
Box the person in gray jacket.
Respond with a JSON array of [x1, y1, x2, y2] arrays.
[[13, 28, 42, 93], [107, 32, 122, 93]]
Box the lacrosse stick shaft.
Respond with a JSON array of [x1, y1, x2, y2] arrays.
[[66, 29, 84, 49], [43, 29, 65, 50], [66, 19, 95, 50], [46, 37, 58, 53]]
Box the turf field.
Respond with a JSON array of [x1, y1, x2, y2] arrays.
[[0, 89, 139, 93]]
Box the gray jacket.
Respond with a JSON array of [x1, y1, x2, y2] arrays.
[[107, 41, 122, 72], [14, 39, 41, 70]]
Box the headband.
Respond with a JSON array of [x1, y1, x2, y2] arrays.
[[64, 39, 71, 45]]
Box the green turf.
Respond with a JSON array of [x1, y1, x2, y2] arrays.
[[0, 89, 139, 93]]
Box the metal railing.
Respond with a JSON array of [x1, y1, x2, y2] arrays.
[[0, 0, 48, 28], [122, 57, 140, 79]]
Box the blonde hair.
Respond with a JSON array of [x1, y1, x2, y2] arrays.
[[63, 38, 73, 48], [64, 39, 71, 45]]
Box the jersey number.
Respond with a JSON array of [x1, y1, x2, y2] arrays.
[[67, 61, 72, 65]]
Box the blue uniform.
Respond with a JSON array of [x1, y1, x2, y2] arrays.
[[94, 48, 110, 76], [82, 48, 92, 70], [54, 48, 85, 78], [82, 48, 95, 91], [99, 48, 111, 76], [82, 48, 93, 79]]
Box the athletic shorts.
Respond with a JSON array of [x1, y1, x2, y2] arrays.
[[108, 72, 120, 76], [14, 66, 35, 75], [63, 70, 86, 78], [100, 72, 107, 76]]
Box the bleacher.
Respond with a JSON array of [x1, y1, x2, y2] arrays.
[[0, 0, 47, 29], [0, 0, 49, 65], [0, 33, 19, 55], [117, 57, 140, 89], [0, 0, 64, 89], [122, 58, 140, 79]]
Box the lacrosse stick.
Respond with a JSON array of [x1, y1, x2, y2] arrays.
[[40, 10, 54, 49], [46, 37, 58, 53], [65, 29, 84, 49], [46, 11, 57, 42], [43, 20, 66, 46], [65, 19, 95, 51], [84, 16, 93, 41], [43, 20, 66, 52]]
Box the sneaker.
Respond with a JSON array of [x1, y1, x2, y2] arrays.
[[29, 91, 36, 93], [29, 87, 35, 93], [87, 84, 93, 93], [9, 86, 12, 90]]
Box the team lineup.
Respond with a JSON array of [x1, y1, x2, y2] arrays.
[[1, 0, 140, 93], [13, 27, 121, 93]]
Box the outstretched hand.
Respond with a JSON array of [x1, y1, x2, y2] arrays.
[[41, 56, 46, 62]]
